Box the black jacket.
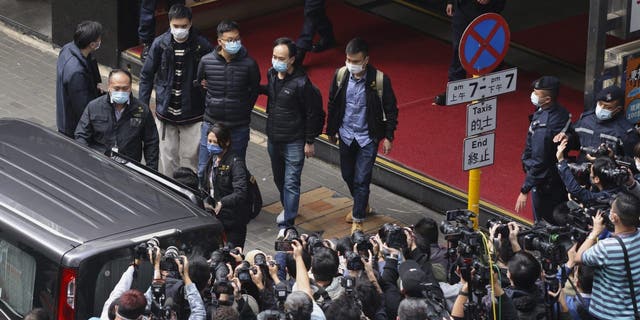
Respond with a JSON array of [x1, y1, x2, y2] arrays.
[[521, 103, 571, 193], [327, 65, 398, 143], [204, 151, 250, 228], [74, 94, 159, 170], [264, 67, 325, 144], [56, 42, 102, 137], [381, 249, 444, 320], [196, 46, 261, 128], [139, 30, 213, 125]]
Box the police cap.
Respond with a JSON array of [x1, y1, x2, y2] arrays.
[[532, 76, 560, 93], [595, 85, 624, 103]]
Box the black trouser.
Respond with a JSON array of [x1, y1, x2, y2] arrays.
[[531, 180, 567, 224], [138, 0, 185, 43], [296, 0, 334, 50], [448, 9, 474, 81], [224, 223, 247, 249]]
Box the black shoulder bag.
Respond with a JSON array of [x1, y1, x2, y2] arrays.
[[613, 235, 640, 320]]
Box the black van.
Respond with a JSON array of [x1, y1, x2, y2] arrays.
[[0, 119, 223, 320]]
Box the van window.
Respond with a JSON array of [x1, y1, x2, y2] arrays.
[[0, 240, 36, 315]]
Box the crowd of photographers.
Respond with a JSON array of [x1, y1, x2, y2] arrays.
[[89, 176, 640, 320], [79, 80, 640, 320], [85, 219, 465, 320]]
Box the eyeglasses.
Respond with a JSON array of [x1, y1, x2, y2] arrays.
[[222, 37, 241, 42]]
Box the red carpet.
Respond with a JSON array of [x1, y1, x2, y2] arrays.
[[130, 1, 588, 221], [236, 1, 589, 221], [512, 14, 626, 68]]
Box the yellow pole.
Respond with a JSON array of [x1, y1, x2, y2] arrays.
[[468, 168, 480, 229], [468, 74, 481, 230]]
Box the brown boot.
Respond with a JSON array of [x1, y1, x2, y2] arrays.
[[345, 205, 373, 223], [351, 221, 364, 234]]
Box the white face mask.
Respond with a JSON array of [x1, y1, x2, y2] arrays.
[[170, 26, 190, 41], [530, 92, 540, 107], [635, 159, 640, 170], [346, 62, 364, 75]]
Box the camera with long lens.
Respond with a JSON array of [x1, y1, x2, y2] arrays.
[[151, 279, 166, 306], [564, 201, 613, 245], [236, 261, 253, 284], [486, 219, 509, 238], [351, 230, 373, 254], [580, 145, 610, 158], [344, 251, 364, 271], [209, 250, 231, 283], [600, 166, 631, 187], [341, 276, 356, 295], [378, 223, 407, 250], [305, 233, 325, 255], [257, 282, 290, 320], [164, 245, 184, 265], [133, 237, 160, 261]]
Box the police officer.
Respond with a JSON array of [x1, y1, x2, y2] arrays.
[[555, 85, 640, 163], [515, 76, 571, 223], [434, 0, 505, 105]]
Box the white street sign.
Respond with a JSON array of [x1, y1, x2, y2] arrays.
[[466, 97, 497, 137], [446, 68, 518, 105], [463, 133, 495, 171]]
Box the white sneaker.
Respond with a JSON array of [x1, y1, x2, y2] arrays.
[[276, 228, 286, 240], [276, 209, 285, 224]]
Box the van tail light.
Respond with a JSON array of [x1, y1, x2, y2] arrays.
[[57, 268, 76, 320]]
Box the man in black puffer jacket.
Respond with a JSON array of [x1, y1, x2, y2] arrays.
[[263, 37, 325, 236], [196, 20, 260, 185]]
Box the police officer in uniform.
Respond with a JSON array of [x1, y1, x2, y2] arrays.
[[515, 76, 571, 223], [555, 85, 640, 163]]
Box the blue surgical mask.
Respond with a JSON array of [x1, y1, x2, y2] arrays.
[[224, 40, 242, 55], [272, 58, 289, 73], [207, 143, 223, 156], [595, 103, 613, 120], [110, 91, 130, 105]]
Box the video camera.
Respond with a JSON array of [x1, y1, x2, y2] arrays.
[[257, 282, 290, 320], [563, 200, 612, 245], [440, 210, 484, 257]]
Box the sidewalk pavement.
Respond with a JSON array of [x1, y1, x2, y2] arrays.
[[0, 22, 442, 256]]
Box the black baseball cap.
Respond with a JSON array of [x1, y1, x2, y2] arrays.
[[532, 76, 560, 93], [596, 85, 624, 103], [399, 260, 428, 298]]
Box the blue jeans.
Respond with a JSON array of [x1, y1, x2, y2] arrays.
[[268, 139, 305, 228], [198, 122, 250, 186], [339, 139, 378, 222]]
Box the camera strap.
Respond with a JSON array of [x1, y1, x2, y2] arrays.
[[613, 235, 640, 320]]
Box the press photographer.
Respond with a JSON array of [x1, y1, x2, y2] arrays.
[[557, 139, 640, 210], [572, 191, 640, 319], [378, 222, 446, 319]]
